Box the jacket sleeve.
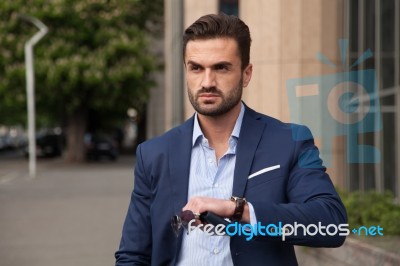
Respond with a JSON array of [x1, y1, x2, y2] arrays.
[[115, 144, 152, 265], [251, 125, 348, 247]]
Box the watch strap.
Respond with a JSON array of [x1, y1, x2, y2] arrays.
[[230, 196, 246, 222]]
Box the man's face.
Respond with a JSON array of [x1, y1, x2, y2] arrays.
[[185, 38, 252, 116]]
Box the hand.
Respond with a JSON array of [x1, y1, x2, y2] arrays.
[[182, 196, 251, 223], [182, 196, 235, 219]]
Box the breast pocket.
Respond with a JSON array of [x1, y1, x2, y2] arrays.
[[246, 168, 283, 191]]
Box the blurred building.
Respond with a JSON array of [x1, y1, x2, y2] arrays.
[[147, 0, 399, 199]]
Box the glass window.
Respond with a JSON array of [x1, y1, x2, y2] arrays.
[[349, 0, 359, 55], [383, 113, 396, 193], [346, 0, 399, 199], [219, 0, 239, 16], [381, 0, 395, 53]]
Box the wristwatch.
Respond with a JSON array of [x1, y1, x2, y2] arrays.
[[230, 196, 246, 222]]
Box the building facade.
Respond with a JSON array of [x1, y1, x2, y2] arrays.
[[148, 0, 399, 199]]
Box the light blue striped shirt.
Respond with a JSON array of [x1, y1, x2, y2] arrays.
[[177, 103, 256, 266]]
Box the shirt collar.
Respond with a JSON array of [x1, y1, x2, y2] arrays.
[[192, 102, 245, 146]]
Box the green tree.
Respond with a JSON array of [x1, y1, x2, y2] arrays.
[[0, 0, 163, 161]]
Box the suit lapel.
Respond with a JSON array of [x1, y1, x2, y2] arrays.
[[232, 107, 266, 197], [168, 118, 194, 263], [168, 118, 194, 215]]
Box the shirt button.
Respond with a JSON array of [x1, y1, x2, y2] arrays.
[[213, 248, 219, 254], [214, 183, 219, 188]]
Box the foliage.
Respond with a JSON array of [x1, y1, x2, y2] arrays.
[[339, 190, 400, 235], [0, 0, 163, 128]]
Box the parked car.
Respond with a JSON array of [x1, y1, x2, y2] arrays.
[[7, 126, 28, 149], [0, 135, 8, 150], [85, 133, 118, 161], [25, 132, 63, 158]]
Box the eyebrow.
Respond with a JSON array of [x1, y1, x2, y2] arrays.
[[186, 60, 233, 68]]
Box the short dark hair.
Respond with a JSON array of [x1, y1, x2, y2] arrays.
[[183, 13, 252, 70]]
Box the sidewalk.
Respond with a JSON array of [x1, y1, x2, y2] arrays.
[[0, 156, 134, 266]]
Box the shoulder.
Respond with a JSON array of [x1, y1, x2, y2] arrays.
[[136, 116, 194, 155], [244, 106, 312, 140], [244, 106, 323, 168]]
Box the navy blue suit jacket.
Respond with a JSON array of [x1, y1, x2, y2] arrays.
[[115, 106, 347, 266]]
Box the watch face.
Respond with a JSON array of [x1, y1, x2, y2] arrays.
[[231, 196, 246, 202]]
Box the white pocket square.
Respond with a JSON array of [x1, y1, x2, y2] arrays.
[[248, 165, 280, 179]]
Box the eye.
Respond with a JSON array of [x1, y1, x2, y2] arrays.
[[188, 64, 202, 72], [215, 64, 229, 71]]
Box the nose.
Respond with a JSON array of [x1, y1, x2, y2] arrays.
[[200, 69, 216, 88]]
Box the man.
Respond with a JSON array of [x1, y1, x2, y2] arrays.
[[115, 13, 347, 266]]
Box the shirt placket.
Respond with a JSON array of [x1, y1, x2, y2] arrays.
[[202, 138, 237, 264]]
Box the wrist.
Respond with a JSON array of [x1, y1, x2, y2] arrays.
[[229, 196, 246, 222]]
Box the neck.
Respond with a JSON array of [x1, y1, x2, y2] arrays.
[[197, 103, 241, 146]]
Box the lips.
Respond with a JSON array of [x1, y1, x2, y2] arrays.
[[199, 93, 220, 98]]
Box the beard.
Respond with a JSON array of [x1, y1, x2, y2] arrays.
[[188, 77, 243, 117]]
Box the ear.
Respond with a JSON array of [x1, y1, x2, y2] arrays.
[[242, 64, 253, 87]]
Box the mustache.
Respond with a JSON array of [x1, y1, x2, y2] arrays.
[[196, 87, 222, 96]]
